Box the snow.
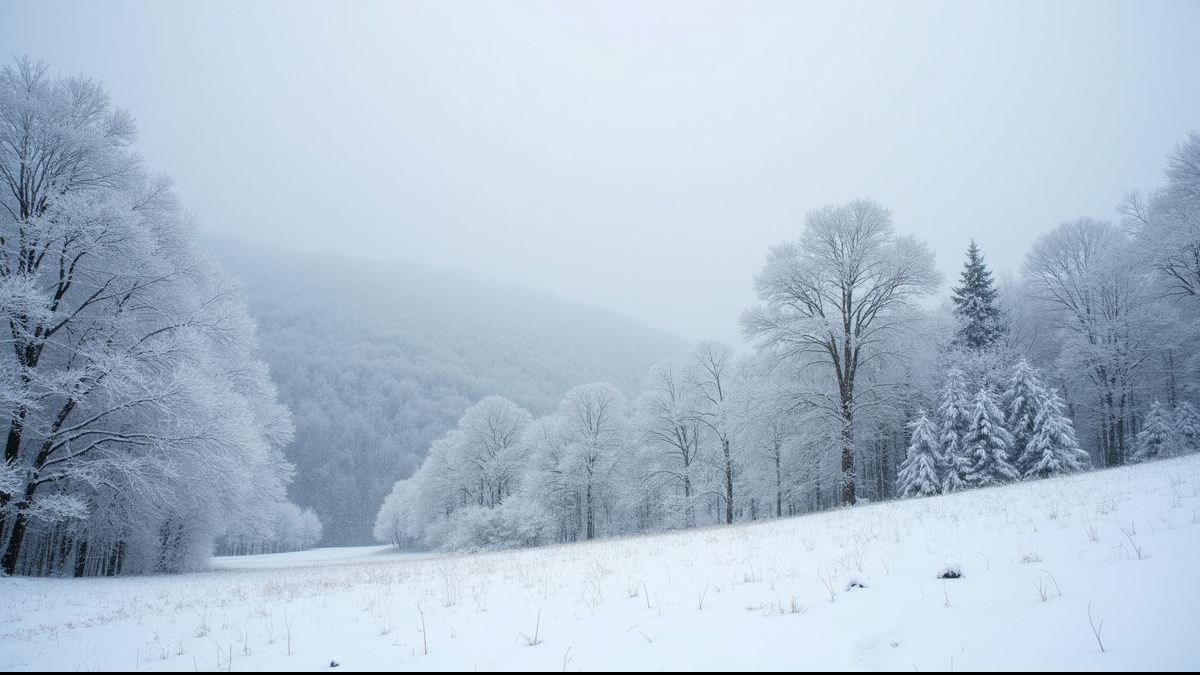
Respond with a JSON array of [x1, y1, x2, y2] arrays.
[[3, 456, 1200, 671]]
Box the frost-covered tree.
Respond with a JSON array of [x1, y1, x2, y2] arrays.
[[963, 389, 1019, 487], [635, 359, 702, 528], [1124, 132, 1200, 302], [1023, 389, 1090, 479], [1003, 360, 1049, 474], [684, 342, 742, 524], [1133, 401, 1173, 463], [555, 383, 630, 540], [1172, 401, 1200, 456], [896, 411, 941, 497], [936, 368, 972, 493], [0, 58, 293, 576], [952, 241, 1006, 350], [743, 199, 940, 505], [1025, 218, 1156, 467], [450, 396, 532, 508]]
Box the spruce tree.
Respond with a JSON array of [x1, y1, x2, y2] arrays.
[[1024, 389, 1090, 478], [964, 388, 1019, 487], [1172, 401, 1200, 456], [1004, 360, 1049, 474], [897, 411, 942, 498], [937, 368, 972, 493], [1134, 401, 1173, 462], [952, 241, 1006, 350]]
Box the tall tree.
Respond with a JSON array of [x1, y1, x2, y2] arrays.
[[743, 199, 939, 505], [0, 58, 293, 576], [685, 341, 740, 524], [635, 359, 702, 527], [952, 241, 1006, 350]]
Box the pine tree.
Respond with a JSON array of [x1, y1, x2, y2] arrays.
[[1172, 401, 1200, 456], [952, 241, 1006, 350], [897, 411, 942, 498], [1024, 389, 1090, 478], [937, 368, 972, 493], [1004, 360, 1049, 474], [1134, 401, 1173, 462], [964, 388, 1019, 487]]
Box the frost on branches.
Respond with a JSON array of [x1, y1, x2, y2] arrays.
[[0, 59, 297, 576]]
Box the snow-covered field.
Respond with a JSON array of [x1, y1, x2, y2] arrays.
[[3, 457, 1200, 672]]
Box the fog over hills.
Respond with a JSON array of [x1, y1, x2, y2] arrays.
[[212, 238, 689, 544]]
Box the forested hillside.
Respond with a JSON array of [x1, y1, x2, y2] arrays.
[[213, 242, 687, 545]]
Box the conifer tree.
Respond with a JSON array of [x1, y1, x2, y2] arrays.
[[937, 368, 972, 493], [1024, 389, 1090, 478], [952, 241, 1006, 350], [897, 411, 942, 497], [1004, 360, 1049, 474], [1134, 401, 1173, 462], [1172, 401, 1200, 456], [964, 389, 1019, 487]]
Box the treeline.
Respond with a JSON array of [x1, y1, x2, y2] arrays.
[[376, 131, 1200, 552], [0, 59, 310, 576]]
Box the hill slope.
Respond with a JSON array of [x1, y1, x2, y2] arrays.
[[211, 239, 689, 545], [2, 456, 1198, 670]]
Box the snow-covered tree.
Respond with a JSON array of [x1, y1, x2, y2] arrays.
[[1003, 360, 1049, 474], [1133, 401, 1173, 463], [952, 241, 1006, 350], [937, 368, 972, 493], [1024, 389, 1090, 478], [684, 342, 742, 524], [963, 389, 1019, 487], [1124, 132, 1200, 302], [449, 396, 532, 508], [1171, 401, 1200, 456], [0, 58, 293, 576], [896, 411, 942, 497], [743, 199, 940, 505], [635, 359, 702, 528], [555, 383, 630, 540]]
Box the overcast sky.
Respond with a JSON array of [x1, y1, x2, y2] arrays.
[[2, 0, 1198, 343]]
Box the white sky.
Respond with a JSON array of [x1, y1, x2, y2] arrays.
[[2, 0, 1198, 343]]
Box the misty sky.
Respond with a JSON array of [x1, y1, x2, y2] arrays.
[[2, 0, 1198, 344]]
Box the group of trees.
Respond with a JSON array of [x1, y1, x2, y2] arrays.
[[377, 130, 1200, 553], [0, 59, 307, 576]]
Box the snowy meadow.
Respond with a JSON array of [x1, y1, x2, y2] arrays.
[[3, 455, 1198, 672]]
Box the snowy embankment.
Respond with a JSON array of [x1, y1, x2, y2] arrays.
[[3, 457, 1200, 672]]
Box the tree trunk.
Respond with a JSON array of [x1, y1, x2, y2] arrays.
[[722, 438, 733, 524]]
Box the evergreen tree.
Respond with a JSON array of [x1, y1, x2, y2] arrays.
[[1024, 389, 1090, 478], [937, 368, 972, 493], [897, 411, 942, 497], [1172, 401, 1200, 456], [952, 241, 1006, 350], [1004, 360, 1049, 474], [964, 388, 1019, 487], [1134, 401, 1173, 462]]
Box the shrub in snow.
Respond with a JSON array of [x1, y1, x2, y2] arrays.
[[1134, 402, 1173, 463], [937, 564, 963, 579], [845, 574, 870, 590]]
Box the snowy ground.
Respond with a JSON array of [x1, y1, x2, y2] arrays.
[[3, 457, 1200, 672]]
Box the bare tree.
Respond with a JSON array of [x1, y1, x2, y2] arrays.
[[742, 199, 939, 505]]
